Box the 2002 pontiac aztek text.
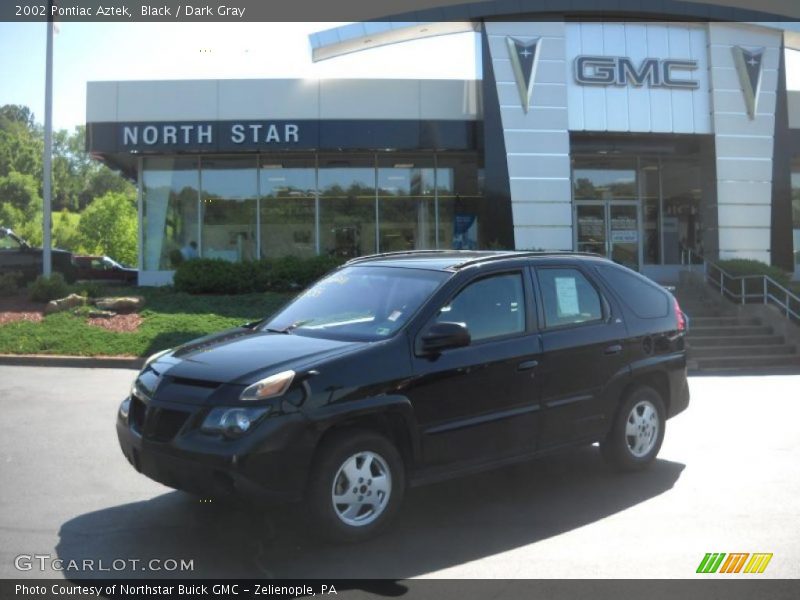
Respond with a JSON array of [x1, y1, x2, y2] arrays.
[[117, 251, 689, 541]]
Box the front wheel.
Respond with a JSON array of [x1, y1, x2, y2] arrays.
[[601, 385, 666, 471], [305, 429, 405, 543]]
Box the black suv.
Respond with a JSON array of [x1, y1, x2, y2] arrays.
[[117, 251, 689, 541], [0, 226, 75, 282]]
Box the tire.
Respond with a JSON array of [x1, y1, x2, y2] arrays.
[[600, 385, 666, 471], [305, 429, 405, 543]]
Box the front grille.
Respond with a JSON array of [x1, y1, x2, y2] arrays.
[[130, 391, 191, 443], [149, 408, 191, 442]]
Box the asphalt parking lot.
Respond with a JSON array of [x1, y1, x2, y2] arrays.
[[0, 366, 798, 579]]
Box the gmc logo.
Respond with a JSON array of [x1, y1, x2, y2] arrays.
[[574, 56, 699, 89]]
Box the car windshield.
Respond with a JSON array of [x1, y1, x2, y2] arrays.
[[263, 265, 448, 341]]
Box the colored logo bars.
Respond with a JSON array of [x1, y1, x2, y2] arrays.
[[696, 552, 773, 574]]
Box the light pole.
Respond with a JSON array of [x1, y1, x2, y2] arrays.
[[42, 0, 54, 277]]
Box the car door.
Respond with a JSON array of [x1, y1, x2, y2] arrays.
[[407, 268, 543, 467], [533, 263, 628, 449], [0, 232, 37, 279]]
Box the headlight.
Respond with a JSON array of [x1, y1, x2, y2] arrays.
[[143, 348, 171, 369], [240, 370, 295, 402], [119, 397, 131, 421], [201, 407, 270, 438]]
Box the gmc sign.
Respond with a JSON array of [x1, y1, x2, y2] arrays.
[[574, 56, 699, 89]]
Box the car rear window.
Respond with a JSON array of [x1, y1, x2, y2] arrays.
[[595, 264, 668, 319]]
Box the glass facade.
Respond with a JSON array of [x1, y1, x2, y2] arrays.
[[142, 157, 200, 271], [260, 156, 316, 257], [571, 153, 715, 267], [201, 158, 258, 262], [793, 159, 800, 270], [377, 155, 436, 252], [140, 152, 485, 269], [318, 155, 377, 258]]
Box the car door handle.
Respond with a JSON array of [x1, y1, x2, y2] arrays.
[[517, 360, 539, 371], [603, 344, 623, 355]]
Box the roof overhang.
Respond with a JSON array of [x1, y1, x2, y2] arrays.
[[310, 21, 479, 62]]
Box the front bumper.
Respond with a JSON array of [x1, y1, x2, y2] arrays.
[[116, 397, 317, 503]]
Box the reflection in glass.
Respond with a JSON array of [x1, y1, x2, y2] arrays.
[[377, 156, 435, 252], [436, 155, 486, 249], [661, 160, 703, 265], [142, 157, 199, 270], [318, 155, 376, 258], [792, 161, 800, 268], [640, 159, 660, 265], [201, 158, 257, 262], [573, 158, 637, 200], [260, 156, 316, 258], [609, 204, 639, 270], [139, 152, 490, 270], [576, 204, 606, 256]]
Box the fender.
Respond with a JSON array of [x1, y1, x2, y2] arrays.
[[303, 394, 421, 461]]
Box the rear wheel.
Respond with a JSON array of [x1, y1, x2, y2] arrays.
[[601, 385, 666, 471], [305, 429, 405, 542]]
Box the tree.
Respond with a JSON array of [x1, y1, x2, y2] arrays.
[[53, 208, 81, 251], [0, 171, 41, 212], [78, 192, 137, 265], [0, 105, 35, 128], [81, 167, 135, 209]]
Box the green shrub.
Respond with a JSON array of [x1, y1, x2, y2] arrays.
[[73, 280, 107, 299], [0, 270, 22, 296], [172, 258, 246, 295], [717, 259, 791, 287], [173, 256, 344, 295], [28, 272, 69, 302]]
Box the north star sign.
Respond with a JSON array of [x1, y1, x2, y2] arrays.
[[120, 122, 301, 147], [574, 56, 699, 89]]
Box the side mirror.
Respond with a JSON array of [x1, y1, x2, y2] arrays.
[[420, 322, 471, 354]]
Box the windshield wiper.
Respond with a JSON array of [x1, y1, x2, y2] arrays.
[[263, 319, 314, 334]]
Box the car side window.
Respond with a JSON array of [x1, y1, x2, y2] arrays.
[[537, 267, 603, 328], [594, 264, 668, 318], [0, 234, 20, 251], [434, 272, 526, 342]]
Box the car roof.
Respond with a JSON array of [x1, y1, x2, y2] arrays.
[[345, 250, 609, 271]]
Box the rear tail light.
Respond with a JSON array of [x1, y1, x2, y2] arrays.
[[674, 297, 686, 332]]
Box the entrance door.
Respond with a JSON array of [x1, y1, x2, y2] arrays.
[[575, 202, 640, 270]]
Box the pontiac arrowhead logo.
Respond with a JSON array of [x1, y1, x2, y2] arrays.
[[732, 46, 764, 119], [506, 37, 540, 113]]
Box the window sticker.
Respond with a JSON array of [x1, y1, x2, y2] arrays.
[[388, 310, 402, 322], [555, 277, 580, 317]]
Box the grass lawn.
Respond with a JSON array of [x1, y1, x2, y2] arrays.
[[0, 287, 293, 357]]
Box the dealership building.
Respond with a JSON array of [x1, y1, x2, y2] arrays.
[[85, 2, 800, 285]]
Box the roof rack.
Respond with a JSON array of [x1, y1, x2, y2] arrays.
[[343, 249, 604, 268], [450, 251, 603, 270], [344, 250, 461, 265]]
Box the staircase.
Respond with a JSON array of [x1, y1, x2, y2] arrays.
[[675, 279, 800, 372]]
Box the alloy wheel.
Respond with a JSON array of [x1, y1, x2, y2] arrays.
[[331, 451, 392, 527], [625, 399, 660, 458]]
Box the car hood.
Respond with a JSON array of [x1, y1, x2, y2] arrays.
[[152, 327, 362, 384]]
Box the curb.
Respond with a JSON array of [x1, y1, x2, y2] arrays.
[[0, 354, 144, 369]]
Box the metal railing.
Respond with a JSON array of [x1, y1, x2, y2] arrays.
[[681, 247, 800, 325]]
